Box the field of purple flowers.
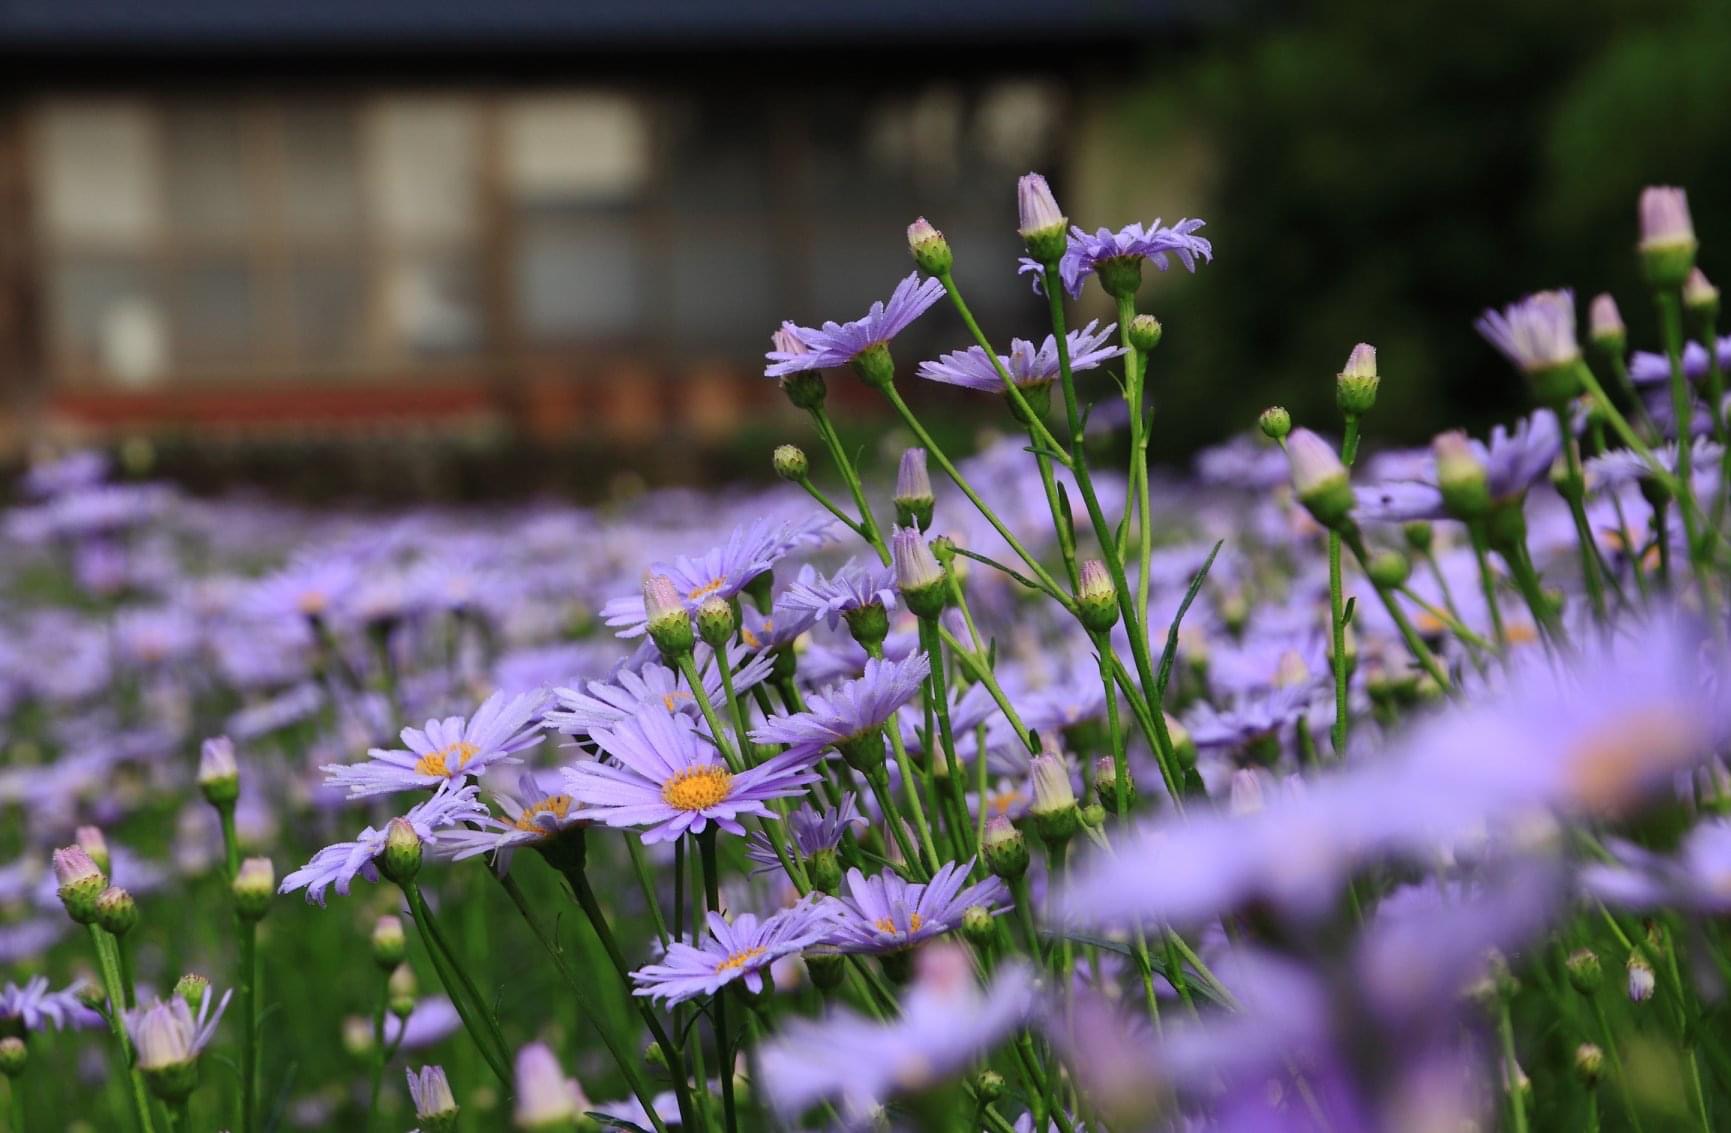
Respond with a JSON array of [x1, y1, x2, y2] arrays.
[[5, 174, 1731, 1132]]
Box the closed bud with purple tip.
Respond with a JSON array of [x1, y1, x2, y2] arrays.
[[772, 444, 807, 481], [696, 595, 736, 649], [408, 1065, 459, 1133], [893, 447, 935, 532], [513, 1041, 586, 1131], [198, 736, 240, 806], [1638, 186, 1697, 289], [1684, 267, 1720, 321], [1076, 559, 1118, 633], [378, 818, 423, 885], [75, 826, 110, 876], [1575, 1043, 1604, 1089], [1335, 342, 1380, 416], [642, 573, 695, 660], [1017, 172, 1068, 263], [1128, 313, 1163, 352], [1433, 431, 1492, 519], [907, 216, 953, 276], [1286, 428, 1353, 529], [1588, 293, 1626, 355], [388, 963, 418, 1019], [1094, 755, 1136, 814], [1029, 744, 1081, 848], [892, 527, 947, 619], [1627, 952, 1655, 1003], [53, 846, 106, 925], [770, 323, 826, 410], [0, 1036, 24, 1078], [981, 815, 1029, 881], [96, 886, 137, 937]]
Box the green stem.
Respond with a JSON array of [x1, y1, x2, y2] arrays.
[[698, 830, 739, 1133], [218, 804, 240, 882], [674, 653, 743, 773], [1497, 997, 1528, 1133], [1343, 532, 1451, 690], [1467, 523, 1509, 650], [807, 405, 888, 562], [399, 883, 512, 1088], [1590, 997, 1645, 1133], [87, 925, 156, 1133], [917, 617, 972, 859], [365, 971, 388, 1132], [237, 916, 258, 1133]]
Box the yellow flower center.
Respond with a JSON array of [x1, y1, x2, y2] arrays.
[[873, 912, 923, 935], [513, 794, 573, 834], [661, 765, 733, 811], [413, 741, 479, 779], [687, 577, 726, 601], [661, 690, 694, 713], [714, 945, 768, 973]]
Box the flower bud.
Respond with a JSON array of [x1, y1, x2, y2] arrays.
[[973, 1069, 1005, 1103], [409, 1065, 460, 1133], [1366, 549, 1410, 589], [1627, 952, 1655, 1003], [892, 527, 947, 620], [343, 1015, 374, 1057], [1335, 343, 1380, 416], [513, 1041, 584, 1131], [53, 846, 107, 924], [642, 574, 695, 660], [1165, 713, 1197, 769], [1433, 431, 1491, 519], [1127, 313, 1163, 353], [772, 324, 827, 410], [1080, 802, 1106, 828], [837, 730, 887, 775], [981, 815, 1029, 881], [1638, 186, 1697, 290], [75, 826, 110, 876], [805, 951, 847, 992], [198, 736, 240, 807], [1402, 521, 1433, 553], [96, 886, 138, 937], [907, 217, 953, 277], [232, 857, 274, 921], [695, 595, 736, 649], [772, 444, 808, 482], [1075, 559, 1119, 633], [1029, 747, 1081, 848], [851, 342, 896, 390], [1258, 405, 1292, 442], [1574, 1043, 1604, 1089], [1287, 429, 1353, 529], [961, 904, 997, 948], [76, 981, 107, 1012], [1588, 293, 1627, 355], [1685, 267, 1720, 321], [0, 1036, 25, 1078], [1565, 948, 1602, 995], [893, 448, 935, 532], [372, 915, 408, 970], [379, 818, 423, 885], [1017, 172, 1068, 263], [173, 973, 209, 1012], [1094, 756, 1137, 814], [389, 963, 419, 1019]]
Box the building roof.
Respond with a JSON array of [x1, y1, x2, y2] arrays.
[[0, 0, 1196, 52]]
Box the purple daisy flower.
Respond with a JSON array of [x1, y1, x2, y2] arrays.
[[1356, 411, 1563, 523], [759, 944, 1036, 1120], [1629, 334, 1731, 387], [322, 690, 548, 799], [1, 976, 93, 1032], [774, 559, 898, 630], [279, 784, 488, 905], [1020, 220, 1213, 299], [750, 653, 931, 760], [1183, 683, 1317, 752], [547, 645, 774, 738], [440, 771, 582, 868], [563, 705, 820, 843], [1475, 289, 1579, 373], [822, 858, 1008, 954], [764, 273, 947, 377], [123, 987, 232, 1072], [631, 896, 834, 1005], [1581, 821, 1731, 913], [915, 321, 1125, 392], [599, 514, 833, 637], [746, 795, 867, 873]]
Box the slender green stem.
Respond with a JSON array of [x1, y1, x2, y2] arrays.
[[807, 405, 888, 562], [237, 916, 258, 1133], [1329, 417, 1361, 755], [365, 970, 388, 1132], [5, 1073, 24, 1133], [217, 804, 240, 882], [1497, 996, 1528, 1133], [712, 645, 756, 767], [875, 730, 937, 878], [1590, 998, 1645, 1133], [87, 925, 156, 1133], [917, 617, 972, 858], [1559, 432, 1614, 620], [1344, 532, 1451, 689], [399, 883, 512, 1088], [674, 653, 743, 773], [1467, 523, 1509, 650], [698, 830, 739, 1133]]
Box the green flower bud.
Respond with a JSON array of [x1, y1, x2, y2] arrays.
[[0, 1036, 26, 1078], [981, 815, 1029, 882], [232, 857, 274, 921], [1128, 314, 1163, 353], [1335, 343, 1380, 416], [907, 217, 953, 277], [808, 848, 843, 895], [379, 818, 423, 885], [1637, 187, 1697, 291], [961, 905, 996, 948], [1575, 1043, 1604, 1089], [1029, 749, 1081, 849], [75, 982, 107, 1012], [75, 827, 111, 877], [780, 370, 826, 411], [843, 600, 890, 652], [1588, 294, 1627, 356], [1258, 405, 1292, 442], [198, 737, 241, 807], [1080, 802, 1107, 829], [389, 963, 419, 1019], [851, 343, 896, 389], [1565, 948, 1603, 995], [1433, 431, 1491, 520], [95, 886, 138, 938], [1165, 713, 1197, 769], [1076, 559, 1119, 634], [892, 527, 948, 620], [840, 731, 888, 775], [372, 915, 408, 970], [1094, 756, 1137, 814], [893, 448, 936, 533], [805, 952, 847, 993], [772, 444, 808, 482], [1366, 549, 1410, 589], [1095, 256, 1144, 300], [1685, 267, 1720, 322], [1401, 521, 1433, 553], [1527, 359, 1585, 408], [642, 575, 695, 661], [1287, 429, 1353, 529], [972, 1069, 1005, 1103], [1017, 174, 1068, 264], [695, 595, 736, 649]]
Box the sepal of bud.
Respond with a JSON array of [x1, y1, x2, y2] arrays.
[[851, 343, 896, 389], [379, 818, 423, 885], [1565, 948, 1602, 995], [961, 905, 996, 948], [907, 217, 953, 277], [843, 600, 890, 651], [805, 952, 847, 992], [1366, 549, 1410, 589], [695, 596, 736, 649], [808, 848, 843, 895], [1433, 431, 1491, 519], [981, 815, 1029, 881]]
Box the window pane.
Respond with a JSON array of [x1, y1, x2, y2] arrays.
[[33, 103, 161, 243], [163, 104, 254, 240], [281, 105, 363, 238], [662, 99, 768, 213], [47, 256, 168, 385], [668, 221, 772, 350], [173, 255, 258, 366], [369, 99, 480, 242], [384, 251, 483, 357], [504, 94, 649, 204], [288, 255, 368, 365], [515, 209, 643, 341]]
